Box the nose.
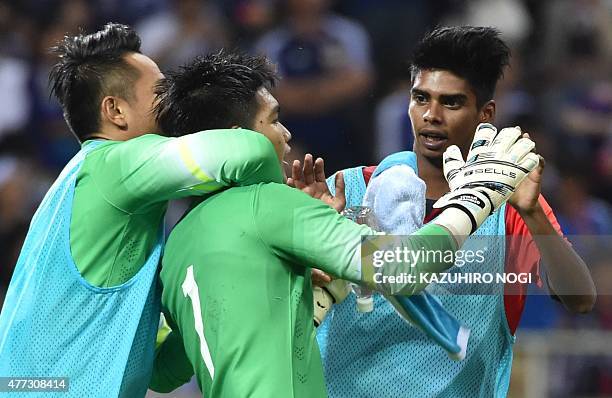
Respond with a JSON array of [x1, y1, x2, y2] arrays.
[[423, 102, 442, 124], [282, 123, 292, 142]]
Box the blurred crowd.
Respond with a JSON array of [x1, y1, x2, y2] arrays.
[[0, 0, 611, 395]]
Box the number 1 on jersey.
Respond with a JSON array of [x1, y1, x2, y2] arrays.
[[182, 265, 215, 379]]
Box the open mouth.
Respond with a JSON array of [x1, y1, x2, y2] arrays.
[[419, 131, 448, 150]]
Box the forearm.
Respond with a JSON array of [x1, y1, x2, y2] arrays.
[[275, 71, 371, 115], [103, 130, 283, 211], [362, 223, 457, 296], [174, 129, 283, 187], [520, 204, 596, 313], [259, 185, 457, 295], [315, 70, 372, 106]]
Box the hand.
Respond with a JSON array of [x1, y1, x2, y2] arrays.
[[287, 154, 346, 212], [509, 134, 545, 215], [433, 124, 540, 234], [313, 278, 351, 327], [312, 268, 332, 287]]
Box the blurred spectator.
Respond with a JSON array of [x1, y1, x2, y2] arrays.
[[0, 158, 29, 234], [25, 4, 86, 169], [540, 0, 612, 72], [553, 171, 612, 236], [591, 258, 612, 330], [556, 80, 612, 202], [94, 0, 168, 26], [0, 153, 53, 305], [0, 4, 31, 138], [336, 0, 435, 92], [0, 57, 30, 138], [494, 52, 538, 128], [373, 81, 412, 160], [222, 0, 276, 51], [137, 0, 228, 70], [538, 0, 612, 207], [255, 0, 373, 171], [444, 0, 532, 48], [558, 257, 612, 395], [598, 136, 612, 202]]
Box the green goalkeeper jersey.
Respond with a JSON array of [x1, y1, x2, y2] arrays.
[[70, 129, 282, 287], [156, 182, 456, 397]]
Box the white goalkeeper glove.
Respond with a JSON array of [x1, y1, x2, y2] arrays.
[[313, 279, 351, 327], [432, 123, 539, 242]]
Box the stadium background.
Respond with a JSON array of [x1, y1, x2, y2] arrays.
[[0, 0, 610, 396]]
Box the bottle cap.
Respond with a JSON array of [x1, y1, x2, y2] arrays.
[[356, 296, 374, 313]]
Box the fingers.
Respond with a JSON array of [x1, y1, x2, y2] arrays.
[[507, 137, 535, 163], [303, 154, 315, 185], [286, 177, 295, 187], [491, 126, 522, 154], [517, 152, 540, 173], [467, 123, 497, 162], [443, 145, 465, 189], [537, 154, 546, 170], [334, 171, 346, 212], [508, 130, 541, 171], [312, 268, 333, 287], [314, 157, 326, 182], [531, 154, 545, 176], [291, 159, 303, 186]]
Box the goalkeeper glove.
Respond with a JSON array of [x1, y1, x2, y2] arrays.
[[433, 123, 539, 242], [156, 313, 172, 350], [313, 279, 351, 327]]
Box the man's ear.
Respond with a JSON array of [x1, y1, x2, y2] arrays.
[[101, 96, 128, 129], [480, 100, 496, 123]]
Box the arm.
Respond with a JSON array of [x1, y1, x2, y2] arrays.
[[275, 70, 372, 115], [509, 157, 596, 313], [253, 183, 457, 296], [280, 124, 542, 295], [93, 128, 283, 213], [150, 316, 194, 393]]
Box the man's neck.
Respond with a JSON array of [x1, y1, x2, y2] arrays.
[[417, 154, 449, 200], [85, 130, 120, 142]]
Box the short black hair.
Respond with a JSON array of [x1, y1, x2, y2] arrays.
[[155, 51, 278, 137], [49, 22, 142, 142], [410, 26, 510, 108]]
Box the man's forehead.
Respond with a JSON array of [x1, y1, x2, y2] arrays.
[[257, 87, 279, 110], [412, 69, 472, 96]]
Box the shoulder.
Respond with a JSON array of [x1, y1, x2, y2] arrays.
[[255, 182, 317, 203], [85, 134, 168, 157], [189, 183, 308, 209]]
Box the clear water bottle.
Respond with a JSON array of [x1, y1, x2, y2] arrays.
[[352, 284, 374, 313], [341, 206, 378, 313]]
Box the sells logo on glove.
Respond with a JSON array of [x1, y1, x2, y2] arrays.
[[464, 168, 517, 178]]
